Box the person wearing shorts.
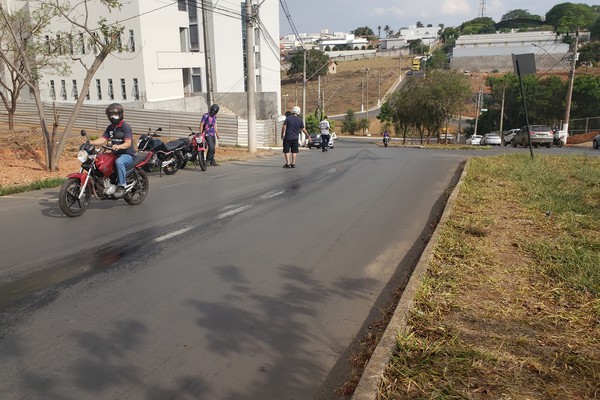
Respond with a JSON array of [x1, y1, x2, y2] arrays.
[[281, 105, 310, 168]]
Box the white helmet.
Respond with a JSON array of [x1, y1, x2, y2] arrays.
[[291, 106, 301, 115]]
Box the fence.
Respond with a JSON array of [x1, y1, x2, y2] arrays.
[[568, 116, 600, 135], [0, 101, 279, 147]]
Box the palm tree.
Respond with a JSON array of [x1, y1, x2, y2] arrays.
[[377, 25, 381, 38], [383, 25, 390, 38]]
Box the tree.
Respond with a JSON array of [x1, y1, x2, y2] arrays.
[[377, 25, 381, 38], [383, 25, 390, 38], [0, 0, 125, 171], [501, 9, 542, 21], [571, 74, 600, 118], [351, 26, 374, 37], [287, 49, 329, 80], [460, 17, 496, 34], [357, 118, 369, 135], [341, 109, 358, 135], [578, 41, 600, 65], [416, 21, 424, 28], [428, 49, 449, 70], [546, 3, 597, 34]]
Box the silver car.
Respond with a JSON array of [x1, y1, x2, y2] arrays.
[[504, 128, 520, 146], [481, 132, 502, 146], [512, 125, 553, 148]]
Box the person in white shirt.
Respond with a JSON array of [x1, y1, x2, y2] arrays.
[[319, 116, 331, 152]]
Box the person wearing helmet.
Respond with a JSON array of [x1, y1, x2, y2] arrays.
[[90, 103, 135, 198], [281, 106, 310, 168], [200, 104, 220, 166]]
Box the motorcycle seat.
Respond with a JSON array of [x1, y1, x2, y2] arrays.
[[163, 138, 189, 151]]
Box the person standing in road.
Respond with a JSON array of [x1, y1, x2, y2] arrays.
[[281, 106, 310, 168], [200, 104, 220, 166], [319, 115, 331, 152]]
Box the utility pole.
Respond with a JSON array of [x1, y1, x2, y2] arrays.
[[365, 68, 370, 136], [201, 0, 214, 106], [562, 30, 579, 144], [473, 83, 482, 136], [302, 50, 306, 128], [245, 0, 257, 152]]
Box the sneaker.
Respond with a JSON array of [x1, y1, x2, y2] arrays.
[[283, 163, 290, 168], [114, 186, 125, 198], [210, 160, 219, 166], [290, 164, 295, 168]]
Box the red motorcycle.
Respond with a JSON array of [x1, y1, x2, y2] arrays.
[[58, 130, 152, 217], [181, 126, 208, 171]]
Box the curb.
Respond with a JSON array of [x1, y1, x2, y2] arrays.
[[351, 159, 470, 399]]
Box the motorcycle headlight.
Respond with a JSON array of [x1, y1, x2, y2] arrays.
[[77, 150, 90, 163]]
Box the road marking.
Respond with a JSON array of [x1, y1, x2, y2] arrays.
[[260, 190, 284, 200], [155, 227, 193, 242], [217, 204, 253, 219]]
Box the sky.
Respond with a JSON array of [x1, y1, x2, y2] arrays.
[[279, 0, 598, 36]]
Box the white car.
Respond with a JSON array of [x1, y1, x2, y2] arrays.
[[504, 129, 520, 146], [466, 135, 482, 145], [481, 132, 502, 146]]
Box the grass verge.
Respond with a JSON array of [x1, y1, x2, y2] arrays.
[[0, 177, 65, 196], [378, 153, 600, 399]]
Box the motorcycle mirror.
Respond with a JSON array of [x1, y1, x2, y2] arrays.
[[80, 130, 87, 136], [157, 127, 162, 132]]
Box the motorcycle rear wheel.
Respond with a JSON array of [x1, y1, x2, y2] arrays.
[[124, 170, 149, 205], [162, 159, 179, 175], [59, 177, 91, 217]]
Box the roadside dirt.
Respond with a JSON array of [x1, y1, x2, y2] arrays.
[[0, 125, 276, 189]]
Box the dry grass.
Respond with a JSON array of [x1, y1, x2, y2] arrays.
[[282, 56, 411, 131], [378, 154, 600, 399]]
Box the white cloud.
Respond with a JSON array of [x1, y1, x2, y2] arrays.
[[373, 7, 407, 18], [441, 0, 472, 16]]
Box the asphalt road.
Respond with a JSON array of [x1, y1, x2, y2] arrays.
[[0, 139, 596, 399]]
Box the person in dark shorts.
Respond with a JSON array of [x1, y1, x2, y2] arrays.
[[281, 106, 310, 168]]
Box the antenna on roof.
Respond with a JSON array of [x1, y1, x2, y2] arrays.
[[478, 0, 486, 18]]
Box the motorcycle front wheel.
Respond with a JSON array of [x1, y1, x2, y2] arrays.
[[198, 151, 207, 171], [59, 177, 91, 217], [124, 170, 149, 205]]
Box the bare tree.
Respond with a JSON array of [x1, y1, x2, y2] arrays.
[[0, 0, 123, 171]]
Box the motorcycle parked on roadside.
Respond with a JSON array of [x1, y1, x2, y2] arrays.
[[58, 130, 152, 217], [137, 127, 189, 175], [552, 130, 564, 148], [180, 127, 208, 171]]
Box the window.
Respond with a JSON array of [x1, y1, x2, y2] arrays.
[[178, 0, 187, 11], [79, 33, 85, 54], [108, 79, 114, 100], [56, 34, 62, 54], [72, 79, 78, 100], [60, 80, 67, 100], [50, 80, 56, 100], [45, 35, 50, 52], [128, 30, 135, 52], [191, 68, 202, 92], [120, 78, 127, 100], [189, 24, 199, 51], [132, 78, 139, 100], [116, 34, 122, 52], [96, 79, 102, 100], [68, 34, 74, 54]]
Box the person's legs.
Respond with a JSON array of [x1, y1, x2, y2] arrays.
[[283, 140, 291, 167], [205, 135, 217, 165], [114, 154, 134, 197], [290, 141, 299, 167], [321, 134, 329, 151]]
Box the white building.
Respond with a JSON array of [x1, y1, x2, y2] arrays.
[[2, 0, 281, 118], [379, 25, 439, 50], [450, 31, 572, 73]]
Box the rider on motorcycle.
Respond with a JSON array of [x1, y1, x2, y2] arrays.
[[382, 130, 391, 141], [90, 103, 135, 198]]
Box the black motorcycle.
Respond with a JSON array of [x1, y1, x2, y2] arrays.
[[552, 130, 564, 148], [137, 127, 190, 175]]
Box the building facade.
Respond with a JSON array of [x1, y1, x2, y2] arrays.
[[2, 0, 281, 119], [450, 31, 572, 73]]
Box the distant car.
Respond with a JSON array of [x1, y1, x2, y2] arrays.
[[504, 128, 520, 146], [306, 133, 334, 149], [466, 134, 482, 145], [512, 125, 554, 148], [438, 133, 455, 144], [481, 132, 502, 146], [594, 133, 600, 149]]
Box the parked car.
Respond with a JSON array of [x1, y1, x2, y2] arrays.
[[481, 132, 502, 146], [306, 133, 334, 149], [504, 128, 520, 146], [512, 125, 554, 148], [594, 133, 600, 149], [466, 134, 482, 145], [438, 133, 455, 144]]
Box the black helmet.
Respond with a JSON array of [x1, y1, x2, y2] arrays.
[[105, 103, 124, 124], [209, 104, 219, 116]]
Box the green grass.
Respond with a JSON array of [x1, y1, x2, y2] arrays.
[[0, 177, 65, 196], [377, 154, 600, 400]]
